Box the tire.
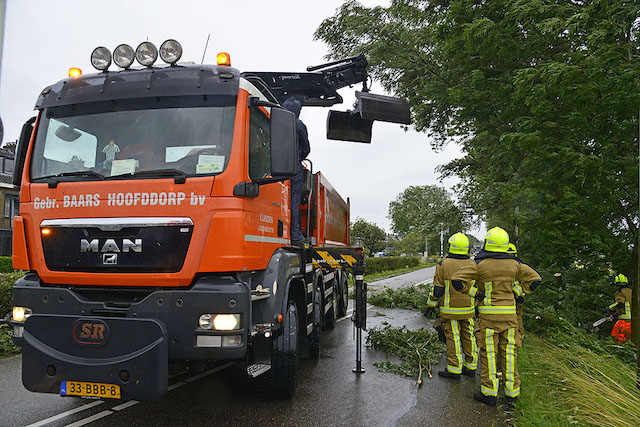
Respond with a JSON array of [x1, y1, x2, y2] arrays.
[[337, 270, 349, 317], [270, 300, 298, 398], [304, 286, 321, 359], [323, 278, 337, 330]]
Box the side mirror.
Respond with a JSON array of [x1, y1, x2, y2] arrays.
[[13, 117, 36, 187], [270, 108, 298, 178]]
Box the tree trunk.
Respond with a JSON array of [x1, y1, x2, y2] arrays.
[[635, 227, 640, 388]]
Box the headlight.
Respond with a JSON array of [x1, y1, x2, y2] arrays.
[[136, 41, 158, 67], [12, 306, 32, 322], [113, 43, 135, 69], [213, 314, 239, 331], [159, 39, 182, 65], [199, 314, 213, 329], [91, 46, 112, 71]]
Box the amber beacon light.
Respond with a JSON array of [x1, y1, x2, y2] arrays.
[[217, 52, 231, 67], [68, 67, 82, 78]]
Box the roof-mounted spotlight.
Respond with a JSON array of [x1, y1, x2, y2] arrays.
[[136, 42, 158, 67], [113, 44, 135, 69], [90, 46, 112, 71], [159, 39, 182, 65]]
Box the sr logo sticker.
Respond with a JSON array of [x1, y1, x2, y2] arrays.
[[72, 319, 110, 346]]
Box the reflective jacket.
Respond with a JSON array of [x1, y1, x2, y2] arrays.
[[609, 286, 632, 321], [452, 250, 541, 332], [427, 254, 477, 320]]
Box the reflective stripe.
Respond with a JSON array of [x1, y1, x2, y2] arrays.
[[621, 302, 632, 320], [478, 305, 517, 315], [447, 320, 463, 374], [504, 328, 519, 397], [468, 286, 478, 297], [463, 317, 478, 370], [440, 306, 475, 315], [484, 282, 492, 306], [609, 302, 619, 310], [513, 282, 524, 297], [427, 297, 438, 308], [484, 328, 498, 396], [444, 280, 451, 307]]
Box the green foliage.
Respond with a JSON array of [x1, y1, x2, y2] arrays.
[[316, 0, 640, 276], [388, 185, 469, 256], [0, 325, 20, 356], [365, 256, 420, 275], [0, 257, 14, 273], [350, 217, 387, 254], [0, 272, 24, 317], [396, 230, 424, 256], [367, 283, 432, 313], [366, 323, 445, 383]]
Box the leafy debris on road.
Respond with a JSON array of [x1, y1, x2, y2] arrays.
[[366, 322, 445, 385], [367, 283, 432, 312]]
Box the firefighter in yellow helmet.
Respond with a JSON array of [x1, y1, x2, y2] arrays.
[[425, 232, 478, 379], [451, 227, 542, 407], [608, 273, 632, 343]]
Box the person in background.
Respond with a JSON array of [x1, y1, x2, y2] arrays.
[[282, 97, 310, 245], [424, 232, 478, 379], [452, 227, 542, 407], [608, 273, 632, 343]]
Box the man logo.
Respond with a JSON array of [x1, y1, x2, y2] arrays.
[[80, 238, 143, 253], [103, 253, 118, 265], [72, 319, 110, 346]]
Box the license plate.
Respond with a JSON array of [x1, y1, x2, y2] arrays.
[[60, 381, 121, 399]]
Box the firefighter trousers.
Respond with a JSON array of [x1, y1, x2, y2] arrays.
[[441, 318, 478, 374], [478, 327, 520, 397]]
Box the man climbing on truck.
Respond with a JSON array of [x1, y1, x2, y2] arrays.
[[282, 96, 310, 245]]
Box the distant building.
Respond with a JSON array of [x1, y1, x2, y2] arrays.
[[0, 146, 18, 255]]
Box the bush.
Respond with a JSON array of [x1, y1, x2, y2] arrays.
[[365, 256, 420, 275], [0, 257, 13, 273], [368, 283, 432, 312], [0, 272, 25, 318]]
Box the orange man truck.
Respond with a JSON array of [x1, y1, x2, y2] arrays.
[[9, 41, 409, 400]]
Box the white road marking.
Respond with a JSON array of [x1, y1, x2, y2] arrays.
[[25, 400, 105, 427], [167, 381, 186, 391], [336, 304, 374, 323], [64, 410, 112, 427], [111, 400, 139, 411], [183, 362, 234, 383]]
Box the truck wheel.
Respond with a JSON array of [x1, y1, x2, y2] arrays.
[[323, 278, 337, 330], [337, 271, 349, 317], [306, 286, 321, 359], [270, 300, 298, 398]]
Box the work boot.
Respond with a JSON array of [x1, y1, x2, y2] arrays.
[[473, 391, 497, 407], [462, 367, 476, 377], [438, 369, 460, 380], [506, 396, 518, 409]]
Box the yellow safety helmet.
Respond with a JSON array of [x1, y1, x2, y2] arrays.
[[484, 227, 509, 253], [506, 243, 517, 257], [614, 273, 628, 284], [448, 232, 469, 255]]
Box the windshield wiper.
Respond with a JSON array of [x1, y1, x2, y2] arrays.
[[113, 168, 188, 184], [37, 171, 106, 188]]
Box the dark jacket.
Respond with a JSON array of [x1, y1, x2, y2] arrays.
[[282, 97, 310, 161]]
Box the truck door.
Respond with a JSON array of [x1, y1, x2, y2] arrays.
[[244, 105, 290, 262]]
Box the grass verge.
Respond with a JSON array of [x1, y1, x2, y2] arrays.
[[518, 329, 640, 426]]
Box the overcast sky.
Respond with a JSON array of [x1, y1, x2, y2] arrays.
[[0, 0, 483, 238]]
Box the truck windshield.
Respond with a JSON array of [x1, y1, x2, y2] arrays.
[[30, 95, 236, 181]]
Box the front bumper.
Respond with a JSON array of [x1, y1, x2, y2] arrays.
[[11, 273, 251, 400]]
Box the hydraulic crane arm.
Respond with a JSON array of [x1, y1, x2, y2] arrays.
[[243, 54, 411, 143]]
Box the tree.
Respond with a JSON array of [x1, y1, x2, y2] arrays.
[[350, 217, 386, 255], [316, 1, 640, 349], [388, 185, 469, 256], [396, 230, 424, 256]]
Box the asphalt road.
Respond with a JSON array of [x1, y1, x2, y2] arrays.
[[0, 267, 504, 426]]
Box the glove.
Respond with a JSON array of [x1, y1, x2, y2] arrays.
[[516, 296, 524, 304], [423, 307, 434, 318], [452, 280, 463, 291], [475, 291, 485, 301]]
